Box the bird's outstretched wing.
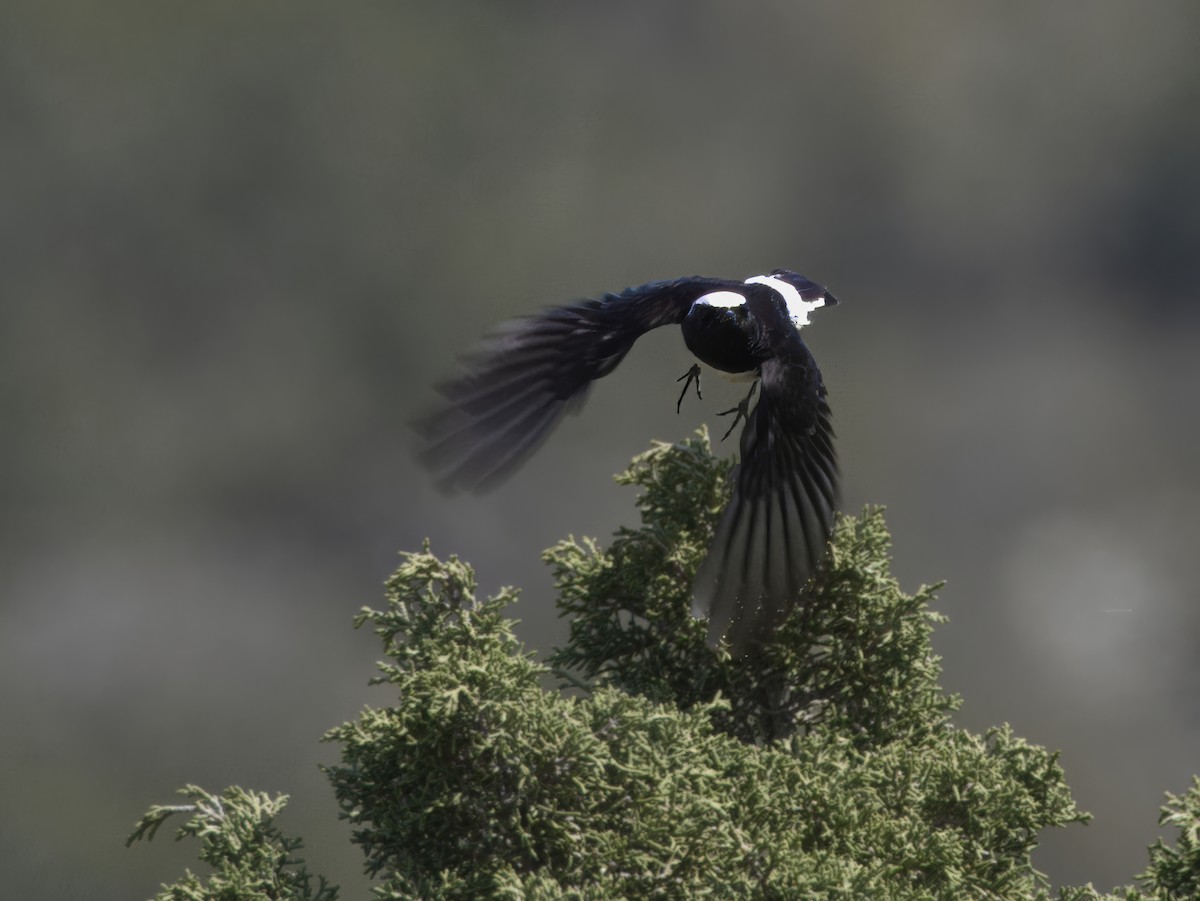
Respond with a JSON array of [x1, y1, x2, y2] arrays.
[[418, 276, 730, 493], [692, 295, 838, 652]]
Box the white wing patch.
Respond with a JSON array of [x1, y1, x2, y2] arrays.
[[744, 274, 826, 327], [695, 290, 747, 308]]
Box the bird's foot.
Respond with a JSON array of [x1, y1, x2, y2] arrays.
[[716, 381, 758, 440], [676, 364, 702, 413]]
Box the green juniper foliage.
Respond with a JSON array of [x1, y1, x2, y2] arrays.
[[126, 784, 337, 901], [130, 431, 1200, 900], [546, 429, 955, 746], [1140, 777, 1200, 899]]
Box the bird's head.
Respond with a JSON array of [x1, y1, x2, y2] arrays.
[[768, 269, 839, 308], [745, 269, 838, 328]]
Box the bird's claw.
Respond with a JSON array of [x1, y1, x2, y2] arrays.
[[716, 381, 758, 440], [676, 364, 702, 413]]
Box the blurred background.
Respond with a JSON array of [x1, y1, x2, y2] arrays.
[[3, 2, 1198, 897]]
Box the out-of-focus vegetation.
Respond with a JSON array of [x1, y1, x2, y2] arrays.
[[3, 4, 1199, 898]]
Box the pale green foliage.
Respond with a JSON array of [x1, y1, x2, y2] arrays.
[[1140, 777, 1200, 899], [1053, 780, 1200, 901], [129, 432, 1200, 900], [126, 784, 337, 901], [547, 428, 956, 745], [323, 431, 1085, 898]]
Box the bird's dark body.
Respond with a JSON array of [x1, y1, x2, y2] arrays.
[[419, 269, 839, 652], [680, 301, 764, 374]]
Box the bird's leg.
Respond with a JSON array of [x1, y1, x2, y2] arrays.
[[716, 380, 758, 440], [675, 364, 702, 413]]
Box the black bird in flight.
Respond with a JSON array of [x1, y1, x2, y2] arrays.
[[419, 269, 839, 651]]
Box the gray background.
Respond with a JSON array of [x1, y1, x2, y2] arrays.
[[3, 3, 1198, 897]]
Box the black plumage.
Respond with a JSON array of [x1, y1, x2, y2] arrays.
[[418, 269, 839, 652]]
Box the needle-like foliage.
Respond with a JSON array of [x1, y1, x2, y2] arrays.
[[129, 431, 1200, 900], [547, 428, 956, 745], [126, 785, 337, 901]]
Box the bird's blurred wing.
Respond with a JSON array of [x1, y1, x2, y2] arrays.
[[418, 277, 731, 492], [692, 307, 838, 651]]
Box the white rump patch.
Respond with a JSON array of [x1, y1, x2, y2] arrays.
[[695, 290, 747, 308], [744, 274, 825, 327]]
